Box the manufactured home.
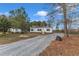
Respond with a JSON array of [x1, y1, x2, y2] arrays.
[[9, 28, 22, 33], [30, 27, 53, 33]]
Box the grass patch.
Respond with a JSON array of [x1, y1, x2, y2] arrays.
[[0, 32, 41, 45], [69, 32, 79, 34]]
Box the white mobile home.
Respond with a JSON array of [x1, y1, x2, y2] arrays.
[[9, 28, 22, 33], [30, 27, 53, 33]]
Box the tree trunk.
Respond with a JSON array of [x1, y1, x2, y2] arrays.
[[62, 3, 69, 37], [3, 27, 6, 34]]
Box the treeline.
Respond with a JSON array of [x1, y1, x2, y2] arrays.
[[0, 7, 30, 34], [30, 21, 47, 27], [0, 7, 48, 34]]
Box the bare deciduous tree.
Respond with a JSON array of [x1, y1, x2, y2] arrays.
[[48, 3, 78, 37]]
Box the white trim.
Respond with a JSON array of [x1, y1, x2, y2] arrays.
[[30, 27, 53, 33]]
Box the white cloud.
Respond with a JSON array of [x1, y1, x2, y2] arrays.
[[55, 6, 60, 10], [35, 11, 48, 17], [57, 13, 63, 15], [0, 12, 9, 16]]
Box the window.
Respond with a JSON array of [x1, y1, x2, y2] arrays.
[[47, 29, 50, 31], [37, 29, 41, 31], [31, 29, 33, 31]]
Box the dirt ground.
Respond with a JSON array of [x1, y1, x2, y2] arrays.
[[0, 32, 41, 45], [39, 34, 79, 56]]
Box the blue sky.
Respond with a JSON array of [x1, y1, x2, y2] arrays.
[[0, 3, 78, 29], [0, 3, 52, 22]]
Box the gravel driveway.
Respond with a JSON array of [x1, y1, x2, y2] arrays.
[[0, 33, 63, 56]]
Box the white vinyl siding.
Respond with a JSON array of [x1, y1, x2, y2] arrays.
[[30, 27, 53, 33]]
